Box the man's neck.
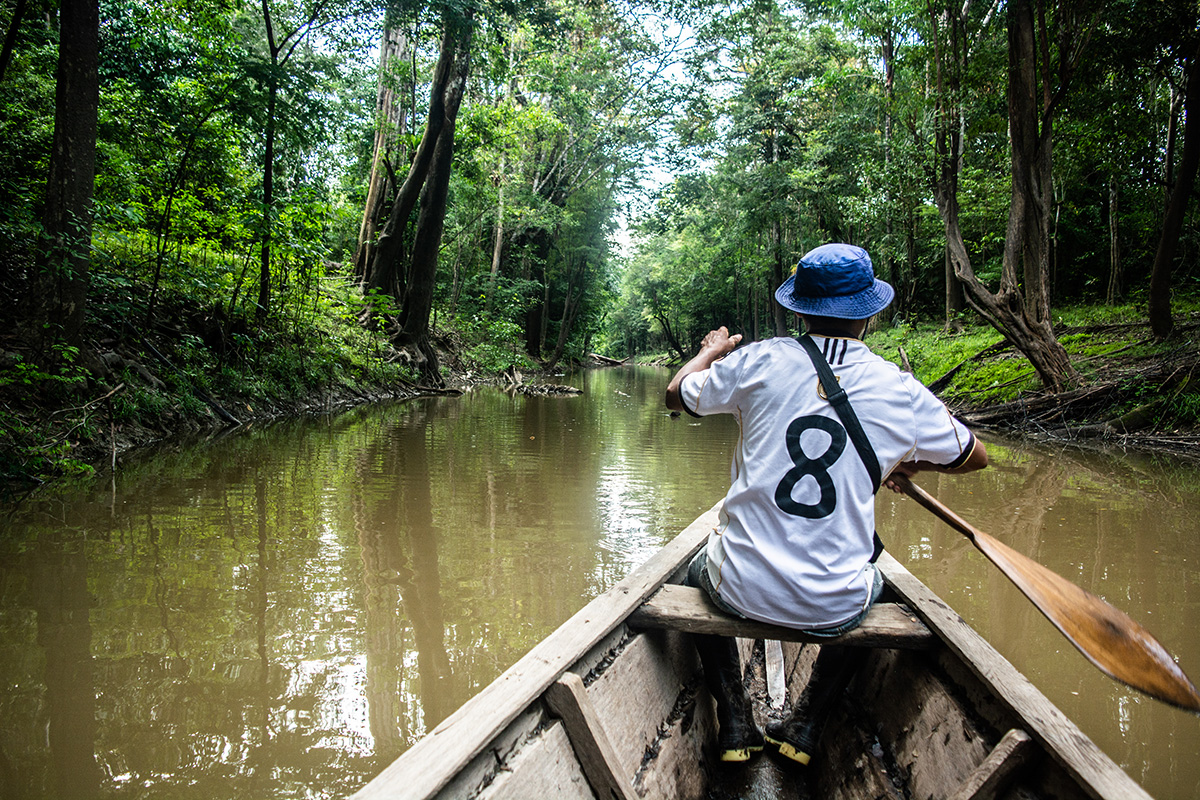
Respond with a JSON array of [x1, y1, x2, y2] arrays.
[[801, 315, 867, 340], [805, 327, 860, 339]]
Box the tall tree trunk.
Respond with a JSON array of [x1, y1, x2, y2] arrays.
[[944, 249, 965, 331], [1107, 181, 1121, 304], [929, 0, 1081, 391], [752, 276, 760, 342], [542, 260, 585, 373], [485, 37, 516, 312], [365, 16, 461, 307], [1004, 0, 1052, 326], [354, 23, 410, 285], [394, 12, 474, 381], [880, 20, 902, 320], [257, 75, 277, 320], [36, 0, 98, 352], [484, 158, 506, 312], [254, 0, 327, 322], [771, 185, 788, 337], [1149, 40, 1200, 339], [0, 0, 29, 84]]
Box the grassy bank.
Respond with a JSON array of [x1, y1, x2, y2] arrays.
[[868, 295, 1200, 456]]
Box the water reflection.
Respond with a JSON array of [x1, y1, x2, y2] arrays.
[[0, 367, 741, 798], [1, 367, 1198, 799]]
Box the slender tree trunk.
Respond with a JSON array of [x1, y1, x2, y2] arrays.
[[35, 0, 98, 352], [752, 277, 760, 342], [880, 21, 901, 319], [1149, 40, 1200, 339], [657, 311, 687, 361], [354, 23, 410, 285], [485, 38, 516, 312], [1107, 181, 1121, 304], [485, 162, 506, 310], [0, 0, 29, 84], [771, 197, 788, 337], [257, 73, 277, 320], [538, 276, 549, 354], [543, 261, 585, 372]]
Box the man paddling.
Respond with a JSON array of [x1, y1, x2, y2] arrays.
[[665, 242, 988, 764]]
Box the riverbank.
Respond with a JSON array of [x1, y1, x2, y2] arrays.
[[5, 290, 1200, 492], [0, 277, 449, 490], [645, 296, 1200, 462]]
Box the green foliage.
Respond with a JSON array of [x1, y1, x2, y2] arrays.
[[868, 319, 1043, 404], [869, 322, 1004, 386], [0, 346, 98, 482], [6, 0, 1200, 480], [456, 314, 538, 373]]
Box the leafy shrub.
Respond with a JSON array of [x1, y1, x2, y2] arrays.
[[456, 314, 537, 373]]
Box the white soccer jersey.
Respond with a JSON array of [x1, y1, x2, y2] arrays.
[[679, 335, 976, 629]]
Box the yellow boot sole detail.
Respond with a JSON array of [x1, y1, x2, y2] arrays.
[[719, 744, 764, 762], [764, 735, 812, 765]]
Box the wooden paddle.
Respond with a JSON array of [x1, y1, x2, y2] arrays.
[[892, 473, 1200, 713]]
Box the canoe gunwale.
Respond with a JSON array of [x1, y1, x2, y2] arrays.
[[349, 503, 719, 800], [876, 551, 1152, 800]]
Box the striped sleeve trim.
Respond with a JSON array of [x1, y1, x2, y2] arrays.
[[943, 429, 978, 470]]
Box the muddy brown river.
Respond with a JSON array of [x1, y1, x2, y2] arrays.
[[2, 365, 1197, 798]]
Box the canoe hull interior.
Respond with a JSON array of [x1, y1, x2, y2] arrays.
[[442, 626, 711, 800], [436, 610, 1109, 800]]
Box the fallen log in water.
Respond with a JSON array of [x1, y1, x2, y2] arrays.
[[587, 352, 629, 366]]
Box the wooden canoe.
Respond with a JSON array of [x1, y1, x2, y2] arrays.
[[351, 503, 1152, 800]]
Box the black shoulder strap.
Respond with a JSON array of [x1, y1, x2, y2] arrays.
[[798, 334, 886, 561], [797, 335, 882, 493]]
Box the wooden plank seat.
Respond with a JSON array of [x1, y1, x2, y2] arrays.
[[628, 584, 935, 649]]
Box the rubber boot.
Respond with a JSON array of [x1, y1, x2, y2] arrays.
[[694, 633, 765, 762], [765, 645, 863, 765]]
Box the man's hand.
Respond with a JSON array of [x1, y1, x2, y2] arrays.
[[698, 326, 743, 358], [665, 326, 744, 412], [883, 462, 917, 494]]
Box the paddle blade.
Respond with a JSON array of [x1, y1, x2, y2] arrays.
[[894, 474, 1200, 713], [970, 530, 1200, 712]]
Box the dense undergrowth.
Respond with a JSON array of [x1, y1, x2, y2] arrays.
[[637, 293, 1200, 457], [0, 242, 542, 488], [868, 294, 1200, 456]]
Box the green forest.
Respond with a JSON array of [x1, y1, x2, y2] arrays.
[[3, 0, 1200, 483]]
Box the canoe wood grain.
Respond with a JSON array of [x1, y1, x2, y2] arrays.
[[877, 551, 1153, 800], [349, 503, 719, 800], [948, 728, 1036, 800], [544, 671, 635, 800]]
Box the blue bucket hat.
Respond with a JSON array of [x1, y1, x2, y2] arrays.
[[774, 243, 894, 319]]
